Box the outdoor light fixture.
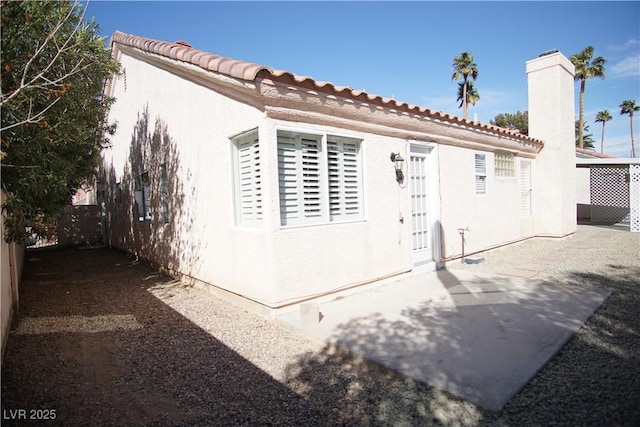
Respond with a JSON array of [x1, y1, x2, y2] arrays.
[[390, 152, 405, 183]]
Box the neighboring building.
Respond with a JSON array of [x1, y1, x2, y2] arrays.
[[575, 147, 613, 159], [71, 180, 98, 206], [576, 155, 640, 231], [575, 148, 640, 232], [101, 31, 577, 312], [575, 148, 614, 222]]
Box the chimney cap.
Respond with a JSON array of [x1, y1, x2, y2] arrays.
[[538, 49, 559, 57]]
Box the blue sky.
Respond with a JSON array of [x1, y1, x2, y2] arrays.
[[86, 1, 640, 157]]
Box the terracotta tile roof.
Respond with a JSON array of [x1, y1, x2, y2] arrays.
[[110, 31, 542, 145], [110, 31, 272, 81], [575, 147, 615, 158]]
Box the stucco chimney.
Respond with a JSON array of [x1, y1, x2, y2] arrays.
[[526, 51, 577, 237]]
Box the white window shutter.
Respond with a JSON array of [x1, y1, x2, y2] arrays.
[[237, 135, 262, 224], [475, 154, 487, 194], [520, 160, 532, 215], [301, 137, 322, 219], [278, 130, 363, 227], [327, 136, 362, 221], [278, 135, 299, 224], [278, 132, 324, 226]]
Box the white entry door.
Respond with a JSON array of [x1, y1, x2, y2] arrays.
[[410, 145, 433, 265]]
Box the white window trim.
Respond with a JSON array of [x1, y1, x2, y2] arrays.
[[276, 127, 365, 228], [474, 153, 487, 195]]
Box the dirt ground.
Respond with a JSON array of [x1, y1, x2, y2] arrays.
[[1, 247, 332, 426]]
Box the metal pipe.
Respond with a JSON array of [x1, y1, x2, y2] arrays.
[[457, 227, 470, 263]]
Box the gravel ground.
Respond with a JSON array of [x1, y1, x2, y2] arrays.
[[1, 224, 639, 426]]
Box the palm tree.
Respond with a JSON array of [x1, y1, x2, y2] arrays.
[[620, 100, 639, 157], [575, 121, 595, 149], [570, 46, 606, 149], [457, 81, 480, 115], [451, 52, 478, 120], [595, 110, 612, 153]]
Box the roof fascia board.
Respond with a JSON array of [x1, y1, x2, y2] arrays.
[[103, 43, 123, 99], [265, 105, 540, 158], [576, 158, 640, 167], [258, 75, 542, 147], [259, 80, 541, 157]]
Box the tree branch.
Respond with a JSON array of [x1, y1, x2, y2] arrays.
[[0, 1, 89, 109], [0, 97, 62, 133]]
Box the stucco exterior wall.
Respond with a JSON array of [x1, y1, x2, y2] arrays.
[[527, 53, 577, 236], [438, 145, 534, 258], [263, 120, 412, 305], [103, 48, 275, 304], [103, 43, 577, 310]]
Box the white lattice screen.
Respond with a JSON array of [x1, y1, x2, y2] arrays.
[[630, 164, 640, 232], [590, 166, 630, 224]]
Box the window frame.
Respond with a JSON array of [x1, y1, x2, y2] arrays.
[[276, 127, 365, 228]]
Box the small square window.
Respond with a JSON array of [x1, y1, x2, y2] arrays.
[[495, 151, 515, 177]]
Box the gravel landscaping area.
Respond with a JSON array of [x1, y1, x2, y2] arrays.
[[1, 224, 639, 426]]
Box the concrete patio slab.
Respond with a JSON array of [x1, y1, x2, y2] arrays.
[[556, 248, 582, 256], [496, 268, 540, 279], [512, 263, 550, 272], [530, 258, 559, 265], [276, 269, 611, 411]]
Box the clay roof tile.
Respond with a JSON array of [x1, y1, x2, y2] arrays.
[[109, 31, 541, 145]]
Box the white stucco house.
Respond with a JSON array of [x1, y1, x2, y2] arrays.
[[101, 31, 577, 312]]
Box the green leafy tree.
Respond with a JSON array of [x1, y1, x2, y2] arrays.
[[451, 52, 478, 120], [1, 0, 120, 242], [570, 46, 606, 149], [620, 100, 639, 157], [456, 81, 479, 114], [575, 121, 595, 149], [491, 111, 529, 135], [595, 110, 612, 154]]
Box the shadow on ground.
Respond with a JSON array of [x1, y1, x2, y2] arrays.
[[282, 266, 640, 426], [2, 248, 639, 426], [1, 248, 332, 426]]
